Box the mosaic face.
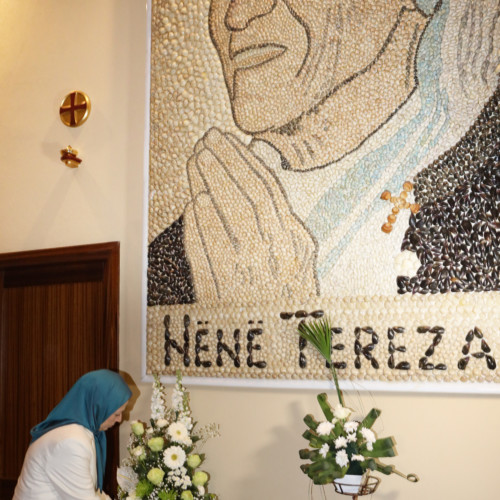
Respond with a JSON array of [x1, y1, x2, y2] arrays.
[[209, 0, 408, 134]]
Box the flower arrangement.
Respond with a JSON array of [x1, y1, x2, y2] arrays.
[[117, 372, 219, 500], [297, 317, 418, 489]]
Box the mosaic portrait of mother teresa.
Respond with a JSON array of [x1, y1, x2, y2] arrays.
[[147, 0, 500, 308]]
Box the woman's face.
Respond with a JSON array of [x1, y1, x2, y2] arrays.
[[209, 0, 405, 133], [99, 401, 128, 431]]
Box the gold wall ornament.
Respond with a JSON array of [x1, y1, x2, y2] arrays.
[[59, 91, 91, 127], [60, 146, 82, 168]]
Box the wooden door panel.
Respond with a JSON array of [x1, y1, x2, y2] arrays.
[[0, 242, 119, 499]]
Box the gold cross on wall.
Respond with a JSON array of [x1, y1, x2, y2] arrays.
[[59, 91, 91, 127]]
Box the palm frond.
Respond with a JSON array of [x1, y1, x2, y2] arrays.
[[297, 317, 333, 363], [297, 317, 344, 407]]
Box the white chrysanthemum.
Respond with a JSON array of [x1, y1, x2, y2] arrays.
[[347, 433, 357, 443], [335, 449, 349, 468], [334, 405, 352, 420], [163, 446, 186, 469], [367, 442, 373, 451], [316, 421, 334, 436], [335, 436, 348, 449], [168, 422, 189, 443], [361, 427, 376, 444], [351, 454, 365, 461], [344, 421, 359, 433], [319, 443, 329, 458], [197, 486, 205, 495]]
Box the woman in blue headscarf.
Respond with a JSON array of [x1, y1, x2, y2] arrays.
[[13, 369, 132, 500]]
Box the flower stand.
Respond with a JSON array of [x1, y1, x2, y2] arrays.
[[333, 474, 380, 499]]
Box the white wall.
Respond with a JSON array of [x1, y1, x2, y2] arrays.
[[1, 2, 499, 499]]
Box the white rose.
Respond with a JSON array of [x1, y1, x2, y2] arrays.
[[132, 446, 144, 457], [130, 421, 144, 436], [334, 404, 352, 420], [156, 418, 168, 428]]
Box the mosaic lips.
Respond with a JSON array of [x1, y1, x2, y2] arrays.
[[230, 43, 286, 70]]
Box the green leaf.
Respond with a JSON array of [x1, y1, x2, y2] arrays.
[[362, 447, 396, 458], [302, 429, 317, 442], [314, 469, 342, 484], [373, 437, 396, 450], [300, 464, 311, 474], [361, 437, 396, 458], [301, 449, 321, 461], [299, 448, 315, 460], [365, 458, 396, 475], [360, 408, 381, 429], [317, 393, 334, 421], [303, 414, 319, 430], [308, 459, 336, 474], [375, 463, 395, 475], [302, 428, 333, 448], [308, 435, 329, 449], [334, 420, 344, 435], [308, 460, 346, 484]]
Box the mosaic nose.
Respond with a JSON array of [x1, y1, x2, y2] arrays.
[[225, 0, 277, 31]]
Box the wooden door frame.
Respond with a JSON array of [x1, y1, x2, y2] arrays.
[[0, 241, 119, 369], [0, 241, 121, 496]]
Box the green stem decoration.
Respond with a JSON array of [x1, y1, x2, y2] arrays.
[[329, 362, 345, 408]]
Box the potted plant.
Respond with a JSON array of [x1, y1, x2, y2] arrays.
[[297, 317, 418, 495]]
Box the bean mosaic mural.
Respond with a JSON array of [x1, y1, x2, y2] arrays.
[[146, 0, 500, 388]]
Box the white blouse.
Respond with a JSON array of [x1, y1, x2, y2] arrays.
[[13, 424, 111, 500]]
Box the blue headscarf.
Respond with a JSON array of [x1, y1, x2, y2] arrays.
[[30, 369, 132, 492]]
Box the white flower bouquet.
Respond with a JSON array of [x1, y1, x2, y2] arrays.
[[117, 372, 219, 500], [297, 318, 418, 488]]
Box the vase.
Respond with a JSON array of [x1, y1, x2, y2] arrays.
[[333, 473, 365, 495]]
